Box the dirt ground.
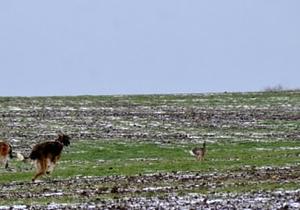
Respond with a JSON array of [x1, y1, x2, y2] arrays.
[[1, 166, 300, 209], [0, 93, 299, 209]]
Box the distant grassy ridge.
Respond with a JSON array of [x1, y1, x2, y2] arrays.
[[0, 90, 299, 107]]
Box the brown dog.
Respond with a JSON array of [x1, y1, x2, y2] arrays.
[[29, 134, 70, 181], [0, 141, 13, 169]]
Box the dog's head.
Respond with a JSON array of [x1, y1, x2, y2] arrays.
[[57, 134, 71, 147]]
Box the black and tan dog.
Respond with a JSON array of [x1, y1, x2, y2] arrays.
[[29, 134, 70, 181]]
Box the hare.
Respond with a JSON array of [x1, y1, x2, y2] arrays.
[[190, 141, 206, 161]]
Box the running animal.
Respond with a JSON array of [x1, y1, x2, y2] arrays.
[[29, 134, 71, 181]]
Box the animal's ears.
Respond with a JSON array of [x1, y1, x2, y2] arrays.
[[57, 131, 65, 140]]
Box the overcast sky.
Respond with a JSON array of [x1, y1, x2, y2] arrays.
[[0, 1, 299, 96]]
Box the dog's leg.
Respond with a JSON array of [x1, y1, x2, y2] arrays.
[[52, 155, 61, 164], [47, 155, 60, 174], [32, 160, 42, 181], [4, 157, 9, 169], [0, 159, 4, 169], [47, 158, 55, 174], [32, 158, 48, 182]]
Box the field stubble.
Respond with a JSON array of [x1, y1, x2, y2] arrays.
[[0, 91, 299, 209]]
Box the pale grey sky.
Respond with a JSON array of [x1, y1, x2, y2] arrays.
[[0, 1, 299, 96]]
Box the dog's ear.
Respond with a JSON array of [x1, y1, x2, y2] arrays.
[[57, 131, 64, 138], [56, 133, 65, 142], [63, 135, 71, 146]]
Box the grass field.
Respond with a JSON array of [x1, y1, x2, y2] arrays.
[[2, 139, 300, 182], [0, 90, 299, 209]]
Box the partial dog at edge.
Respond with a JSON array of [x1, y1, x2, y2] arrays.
[[0, 140, 13, 169]]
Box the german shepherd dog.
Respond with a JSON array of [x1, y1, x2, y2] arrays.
[[0, 141, 13, 169], [29, 134, 70, 181]]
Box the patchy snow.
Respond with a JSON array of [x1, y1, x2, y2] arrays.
[[8, 106, 23, 111], [42, 192, 63, 197], [256, 147, 300, 151]]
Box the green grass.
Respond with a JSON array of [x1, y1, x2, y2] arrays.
[[0, 196, 84, 206], [1, 139, 300, 205], [0, 91, 299, 206], [1, 139, 300, 183], [1, 90, 299, 108]]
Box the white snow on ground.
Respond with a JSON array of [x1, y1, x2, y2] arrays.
[[42, 192, 63, 197], [256, 147, 300, 151]]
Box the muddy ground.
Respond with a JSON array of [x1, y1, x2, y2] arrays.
[[1, 166, 300, 209], [0, 92, 299, 209], [1, 93, 299, 152]]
